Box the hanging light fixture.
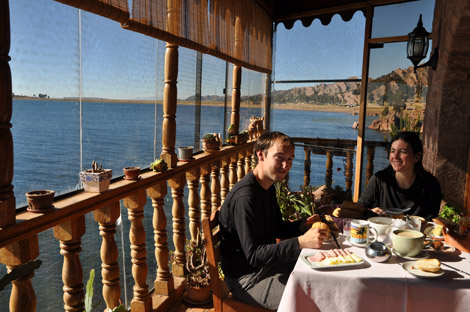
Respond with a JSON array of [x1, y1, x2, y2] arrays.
[[407, 14, 438, 73]]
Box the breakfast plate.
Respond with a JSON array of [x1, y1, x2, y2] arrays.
[[424, 242, 456, 253], [424, 226, 444, 241], [402, 261, 444, 278], [392, 248, 429, 261], [301, 252, 364, 270]]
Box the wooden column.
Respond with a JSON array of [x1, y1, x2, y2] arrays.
[[366, 145, 376, 186], [123, 190, 152, 312], [0, 235, 39, 312], [168, 174, 186, 277], [245, 149, 253, 173], [304, 147, 312, 187], [345, 150, 354, 196], [353, 5, 373, 202], [186, 168, 201, 242], [161, 42, 178, 169], [0, 0, 15, 228], [199, 163, 212, 220], [231, 65, 241, 132], [237, 150, 246, 182], [263, 73, 271, 131], [147, 183, 174, 296], [211, 160, 221, 213], [325, 150, 333, 191], [54, 216, 86, 312], [93, 202, 121, 310]]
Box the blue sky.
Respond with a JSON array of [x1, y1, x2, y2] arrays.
[[9, 0, 435, 100]]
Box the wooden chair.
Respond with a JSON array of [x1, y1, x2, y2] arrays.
[[202, 209, 275, 312]]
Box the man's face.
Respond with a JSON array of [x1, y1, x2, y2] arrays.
[[258, 140, 295, 183]]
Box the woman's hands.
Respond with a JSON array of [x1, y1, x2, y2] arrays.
[[371, 207, 384, 216]]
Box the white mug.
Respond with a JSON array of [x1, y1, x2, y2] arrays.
[[350, 219, 378, 246]]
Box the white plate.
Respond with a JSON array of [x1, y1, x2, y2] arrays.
[[392, 248, 429, 260], [402, 261, 444, 278], [424, 226, 444, 240], [425, 242, 456, 253], [301, 252, 364, 270]]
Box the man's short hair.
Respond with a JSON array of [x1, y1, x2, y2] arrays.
[[254, 131, 294, 160]]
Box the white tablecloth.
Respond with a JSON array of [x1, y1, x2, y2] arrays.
[[278, 236, 470, 312]]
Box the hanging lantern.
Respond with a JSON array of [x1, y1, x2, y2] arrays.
[[407, 14, 438, 73]]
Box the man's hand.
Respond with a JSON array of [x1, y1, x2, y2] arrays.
[[299, 214, 321, 232], [298, 227, 328, 249]]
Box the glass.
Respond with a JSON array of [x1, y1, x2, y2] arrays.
[[343, 218, 352, 238]]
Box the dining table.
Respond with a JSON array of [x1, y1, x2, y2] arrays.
[[278, 235, 470, 312]]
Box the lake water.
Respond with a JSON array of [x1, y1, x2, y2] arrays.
[[1, 99, 388, 310]]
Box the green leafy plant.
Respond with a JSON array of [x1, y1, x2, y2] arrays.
[[202, 133, 216, 141], [84, 269, 127, 312], [439, 204, 467, 224], [275, 182, 317, 221]]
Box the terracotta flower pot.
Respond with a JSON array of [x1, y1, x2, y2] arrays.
[[202, 140, 221, 152], [123, 166, 141, 180], [26, 190, 55, 213], [183, 284, 212, 305]]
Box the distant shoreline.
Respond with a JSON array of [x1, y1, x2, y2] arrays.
[[13, 96, 387, 115]]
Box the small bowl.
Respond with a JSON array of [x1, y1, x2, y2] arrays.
[[365, 242, 391, 263]]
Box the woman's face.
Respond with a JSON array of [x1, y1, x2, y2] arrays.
[[389, 139, 421, 174]]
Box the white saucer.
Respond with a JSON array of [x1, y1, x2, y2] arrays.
[[346, 236, 374, 248], [392, 248, 429, 260], [402, 261, 444, 278]]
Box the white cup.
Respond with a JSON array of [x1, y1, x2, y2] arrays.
[[350, 219, 378, 246], [368, 217, 393, 242]]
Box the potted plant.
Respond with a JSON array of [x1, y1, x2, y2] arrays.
[[275, 182, 317, 221], [226, 124, 237, 146], [25, 190, 55, 213], [235, 130, 250, 144], [150, 159, 168, 172], [178, 146, 194, 161], [123, 166, 141, 180], [183, 229, 212, 305], [79, 161, 112, 193], [201, 133, 221, 152]]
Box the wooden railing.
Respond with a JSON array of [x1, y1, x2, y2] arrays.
[[0, 138, 387, 312]]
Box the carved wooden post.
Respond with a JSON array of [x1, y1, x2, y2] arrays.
[[237, 150, 246, 182], [93, 202, 121, 310], [366, 145, 376, 186], [345, 150, 354, 196], [304, 147, 311, 187], [229, 155, 238, 190], [147, 182, 174, 295], [161, 42, 178, 169], [0, 0, 16, 228], [168, 174, 186, 276], [123, 190, 151, 311], [325, 149, 333, 191], [231, 65, 241, 132], [220, 162, 229, 203], [245, 148, 253, 173], [211, 160, 221, 213], [0, 235, 39, 312], [54, 216, 86, 312], [199, 163, 212, 220], [186, 168, 201, 242]]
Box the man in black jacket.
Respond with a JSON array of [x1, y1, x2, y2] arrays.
[[219, 131, 327, 310]]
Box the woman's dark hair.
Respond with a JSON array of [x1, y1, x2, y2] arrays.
[[254, 131, 294, 160], [388, 131, 424, 173]]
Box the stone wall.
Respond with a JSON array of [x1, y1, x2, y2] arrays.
[[423, 0, 470, 209]]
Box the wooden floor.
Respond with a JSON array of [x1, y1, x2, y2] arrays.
[[166, 299, 214, 312]]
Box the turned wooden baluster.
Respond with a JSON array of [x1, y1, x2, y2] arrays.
[[304, 147, 311, 187], [187, 168, 201, 242], [93, 202, 121, 310], [237, 150, 246, 181], [325, 149, 333, 191], [211, 160, 221, 213], [220, 161, 230, 203], [0, 235, 39, 312], [123, 189, 152, 311], [147, 182, 174, 295], [366, 145, 376, 186], [229, 155, 238, 190], [231, 65, 241, 133], [54, 216, 86, 312], [245, 148, 253, 173], [345, 150, 354, 196], [168, 174, 186, 276], [199, 163, 212, 220]]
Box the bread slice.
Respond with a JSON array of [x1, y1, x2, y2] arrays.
[[415, 258, 441, 273]]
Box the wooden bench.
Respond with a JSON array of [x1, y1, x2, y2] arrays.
[[202, 209, 275, 312]]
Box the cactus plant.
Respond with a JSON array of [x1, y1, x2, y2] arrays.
[[184, 229, 210, 288]]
